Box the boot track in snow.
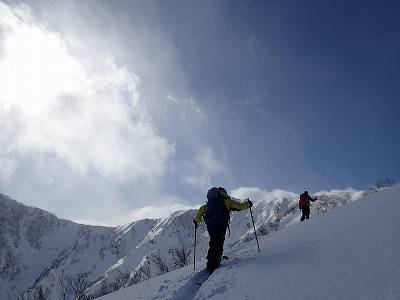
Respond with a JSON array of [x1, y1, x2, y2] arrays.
[[172, 269, 210, 300], [172, 256, 233, 299]]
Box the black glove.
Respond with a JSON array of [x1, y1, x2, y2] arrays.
[[193, 219, 198, 228], [247, 199, 253, 208]]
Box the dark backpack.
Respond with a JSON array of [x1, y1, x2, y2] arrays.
[[204, 187, 229, 226]]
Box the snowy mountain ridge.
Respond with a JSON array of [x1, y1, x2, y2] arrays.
[[101, 185, 400, 300], [0, 188, 364, 300]]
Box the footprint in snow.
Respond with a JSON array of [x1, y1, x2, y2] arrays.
[[158, 285, 168, 292]]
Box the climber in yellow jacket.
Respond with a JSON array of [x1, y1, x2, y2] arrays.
[[193, 187, 252, 273]]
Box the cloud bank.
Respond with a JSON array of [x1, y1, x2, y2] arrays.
[[231, 187, 299, 203], [0, 2, 173, 181], [230, 186, 364, 203], [74, 203, 200, 226]]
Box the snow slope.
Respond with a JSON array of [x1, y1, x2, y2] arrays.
[[101, 185, 400, 300], [1, 189, 304, 299], [0, 188, 364, 299]]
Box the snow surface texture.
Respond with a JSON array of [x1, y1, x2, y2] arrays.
[[100, 185, 400, 300], [0, 188, 363, 299]]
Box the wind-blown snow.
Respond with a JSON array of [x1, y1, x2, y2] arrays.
[[101, 185, 400, 300]]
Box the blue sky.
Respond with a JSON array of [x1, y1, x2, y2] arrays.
[[0, 0, 399, 224], [154, 0, 400, 189]]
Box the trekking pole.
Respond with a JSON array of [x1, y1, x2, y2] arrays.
[[249, 205, 261, 252], [193, 224, 197, 270]]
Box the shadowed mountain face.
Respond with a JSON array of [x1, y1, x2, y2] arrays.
[[0, 189, 361, 300]]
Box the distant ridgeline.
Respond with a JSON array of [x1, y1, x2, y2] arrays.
[[0, 189, 365, 300]]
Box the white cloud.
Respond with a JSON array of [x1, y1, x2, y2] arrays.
[[0, 157, 17, 180], [126, 204, 199, 222], [77, 203, 200, 226], [72, 219, 112, 227], [231, 187, 298, 202], [69, 186, 365, 226], [182, 146, 225, 190], [0, 3, 173, 181], [166, 94, 206, 120], [231, 186, 364, 203], [315, 188, 365, 201]]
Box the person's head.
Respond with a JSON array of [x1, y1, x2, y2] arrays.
[[304, 191, 308, 195], [218, 187, 227, 195], [207, 186, 226, 200]]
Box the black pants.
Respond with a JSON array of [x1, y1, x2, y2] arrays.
[[300, 206, 310, 221], [205, 223, 227, 273]]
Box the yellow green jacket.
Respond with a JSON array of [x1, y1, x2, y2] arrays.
[[193, 193, 250, 224]]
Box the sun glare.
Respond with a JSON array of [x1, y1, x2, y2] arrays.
[[0, 3, 171, 181], [0, 13, 84, 116]]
